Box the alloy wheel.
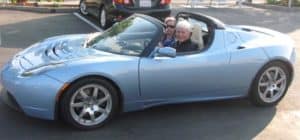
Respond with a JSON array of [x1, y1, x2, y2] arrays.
[[70, 84, 112, 126], [80, 1, 88, 15], [258, 66, 287, 103]]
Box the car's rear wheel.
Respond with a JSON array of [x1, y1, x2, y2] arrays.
[[60, 78, 119, 129], [79, 0, 88, 15], [250, 62, 291, 106], [99, 6, 110, 29]]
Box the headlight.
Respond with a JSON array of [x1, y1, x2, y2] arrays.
[[15, 42, 41, 57], [21, 62, 64, 77]]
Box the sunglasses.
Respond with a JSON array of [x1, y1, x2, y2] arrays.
[[166, 25, 175, 28]]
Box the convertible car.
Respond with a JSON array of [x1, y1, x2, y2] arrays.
[[0, 12, 296, 129]]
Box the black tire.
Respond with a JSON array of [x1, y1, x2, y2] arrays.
[[79, 0, 88, 16], [250, 61, 291, 107], [60, 77, 119, 130], [99, 6, 111, 29]]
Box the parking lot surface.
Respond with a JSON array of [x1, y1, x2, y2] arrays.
[[0, 8, 299, 140]]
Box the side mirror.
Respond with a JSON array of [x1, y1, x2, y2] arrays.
[[156, 47, 176, 58]]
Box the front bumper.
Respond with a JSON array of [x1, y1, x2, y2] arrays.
[[0, 89, 23, 112], [0, 62, 64, 120], [108, 5, 171, 22]]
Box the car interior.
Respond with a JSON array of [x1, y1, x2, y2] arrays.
[[160, 14, 213, 54]]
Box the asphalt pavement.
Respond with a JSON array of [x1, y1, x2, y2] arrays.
[[0, 7, 299, 140]]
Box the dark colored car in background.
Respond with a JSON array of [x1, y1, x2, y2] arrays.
[[79, 0, 171, 29]]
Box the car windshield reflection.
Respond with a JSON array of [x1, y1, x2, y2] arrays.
[[87, 16, 158, 56]]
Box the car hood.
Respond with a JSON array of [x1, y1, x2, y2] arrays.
[[13, 33, 109, 71]]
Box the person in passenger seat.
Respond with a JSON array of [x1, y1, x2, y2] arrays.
[[172, 20, 198, 53], [161, 17, 176, 47]]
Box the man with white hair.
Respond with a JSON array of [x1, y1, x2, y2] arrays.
[[172, 20, 198, 52]]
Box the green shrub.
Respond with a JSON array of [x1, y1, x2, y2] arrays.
[[294, 0, 300, 6], [10, 0, 17, 3], [267, 0, 282, 4], [267, 0, 300, 6]]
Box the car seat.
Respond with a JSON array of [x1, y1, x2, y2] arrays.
[[191, 23, 204, 51]]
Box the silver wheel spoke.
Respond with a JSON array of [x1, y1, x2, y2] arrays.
[[266, 71, 272, 81], [89, 111, 96, 122], [270, 90, 274, 98], [93, 87, 98, 98], [263, 89, 270, 98], [97, 107, 108, 115], [79, 108, 87, 118], [274, 68, 279, 81], [97, 95, 109, 105], [71, 102, 85, 108], [259, 82, 269, 87], [263, 88, 269, 95], [276, 77, 285, 85], [80, 90, 89, 99]]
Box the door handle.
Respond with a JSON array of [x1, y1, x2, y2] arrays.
[[237, 46, 246, 50]]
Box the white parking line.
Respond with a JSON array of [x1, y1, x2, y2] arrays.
[[73, 12, 103, 32]]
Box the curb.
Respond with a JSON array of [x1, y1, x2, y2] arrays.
[[243, 2, 300, 12], [0, 5, 78, 13]]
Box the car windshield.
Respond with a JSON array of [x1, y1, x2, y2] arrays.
[[86, 16, 158, 56]]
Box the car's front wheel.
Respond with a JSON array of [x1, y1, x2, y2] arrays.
[[79, 0, 88, 15], [250, 62, 291, 106], [60, 78, 119, 129]]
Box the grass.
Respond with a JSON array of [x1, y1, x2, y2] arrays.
[[267, 0, 300, 6]]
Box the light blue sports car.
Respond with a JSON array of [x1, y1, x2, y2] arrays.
[[0, 12, 296, 129]]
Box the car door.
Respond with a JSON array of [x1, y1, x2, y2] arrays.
[[139, 13, 236, 102]]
